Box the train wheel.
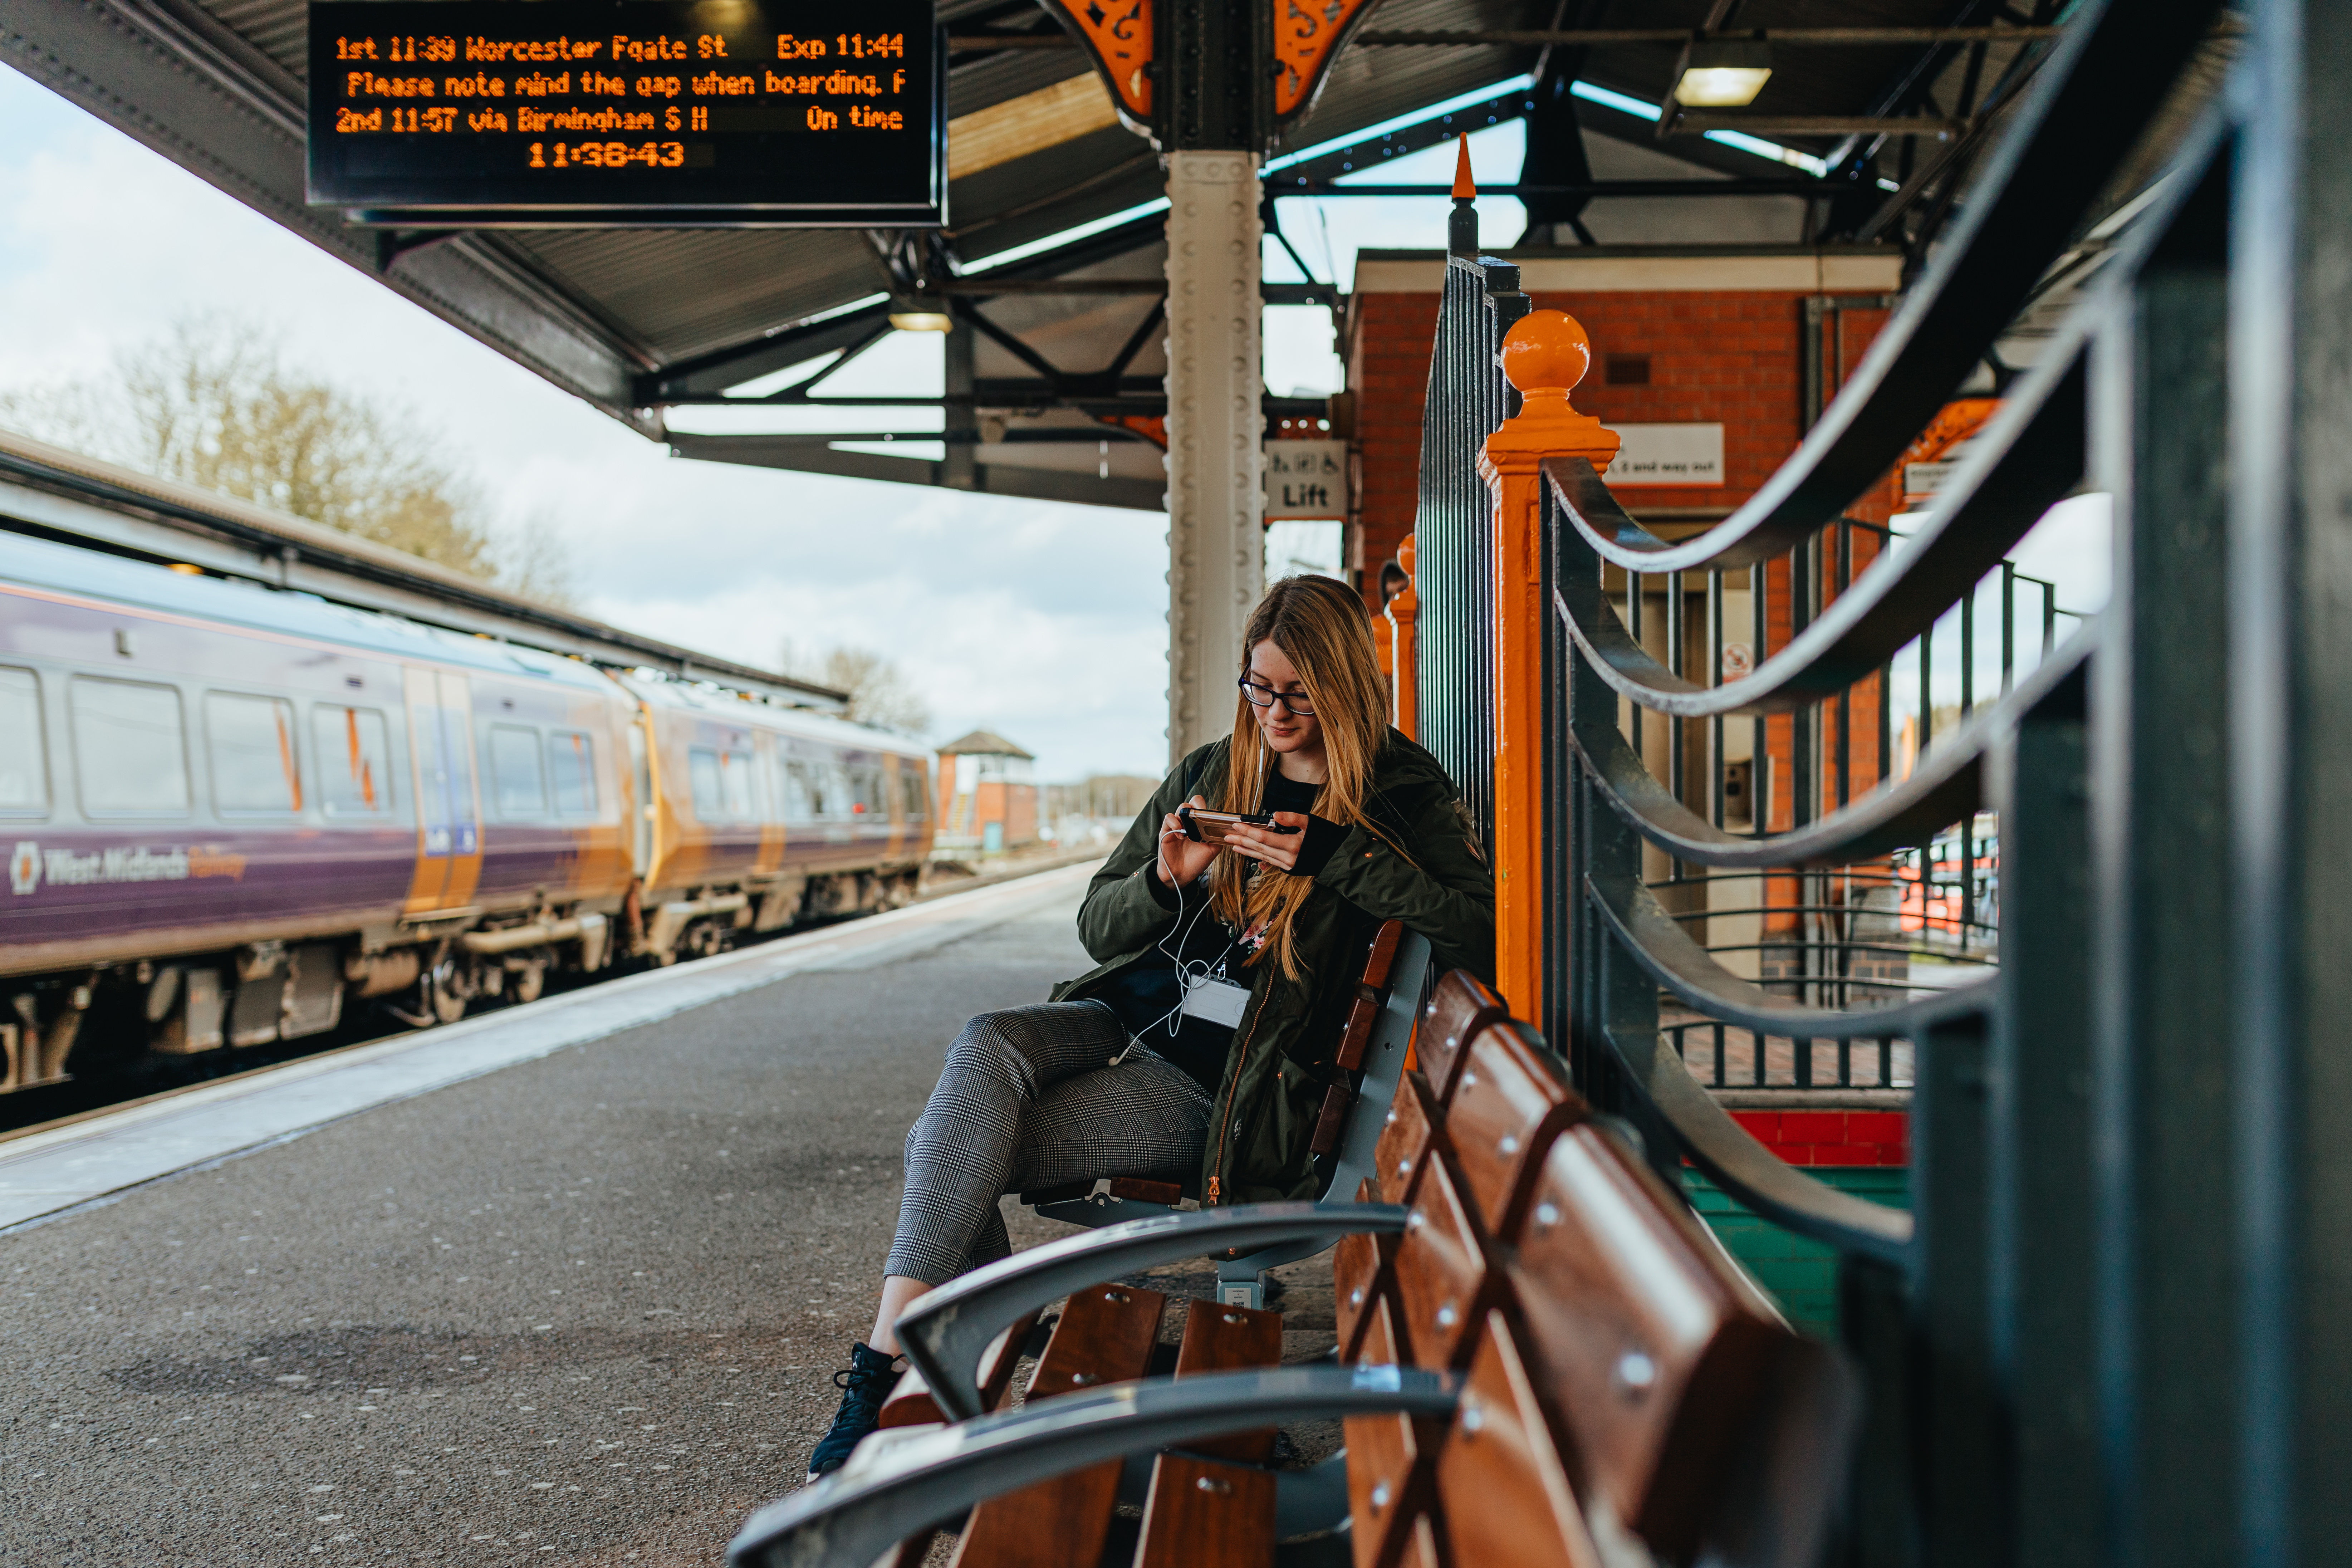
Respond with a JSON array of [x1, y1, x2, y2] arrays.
[[425, 956, 472, 1025]]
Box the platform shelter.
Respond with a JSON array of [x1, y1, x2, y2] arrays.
[[7, 1, 2352, 1564]]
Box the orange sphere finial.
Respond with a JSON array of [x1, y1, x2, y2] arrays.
[[1497, 310, 1592, 397]]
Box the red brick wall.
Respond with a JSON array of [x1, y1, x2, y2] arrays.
[[1347, 285, 1892, 612]]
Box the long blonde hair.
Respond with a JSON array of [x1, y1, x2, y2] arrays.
[[1210, 575, 1395, 979]]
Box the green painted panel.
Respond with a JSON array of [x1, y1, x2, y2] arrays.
[[1682, 1166, 1911, 1340]]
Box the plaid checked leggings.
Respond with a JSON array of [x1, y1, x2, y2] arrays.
[[884, 1000, 1212, 1284]]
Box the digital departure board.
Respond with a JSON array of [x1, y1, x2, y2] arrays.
[[307, 1, 943, 225]]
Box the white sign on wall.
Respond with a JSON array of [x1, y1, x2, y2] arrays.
[[1264, 440, 1349, 518], [1603, 422, 1725, 487]]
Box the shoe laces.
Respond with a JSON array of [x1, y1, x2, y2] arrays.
[[832, 1356, 903, 1397]]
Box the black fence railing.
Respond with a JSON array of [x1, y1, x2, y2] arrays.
[[1410, 0, 2352, 1556], [1410, 216, 1522, 861]]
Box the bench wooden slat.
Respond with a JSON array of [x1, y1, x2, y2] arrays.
[[1375, 1073, 1441, 1205], [1397, 1514, 1446, 1568], [1171, 1299, 1285, 1462], [1415, 972, 1508, 1105], [1444, 1024, 1586, 1239], [1431, 1308, 1606, 1568], [1509, 1124, 1801, 1563], [1334, 1177, 1394, 1363], [949, 1284, 1168, 1568], [1342, 1297, 1438, 1568], [1132, 1454, 1276, 1568], [1334, 992, 1382, 1072], [1106, 1176, 1185, 1206], [1391, 1155, 1497, 1370]]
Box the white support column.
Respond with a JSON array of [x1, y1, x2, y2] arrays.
[[1163, 148, 1265, 763]]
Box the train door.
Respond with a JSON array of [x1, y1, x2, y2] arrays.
[[402, 667, 482, 914], [627, 711, 656, 884]]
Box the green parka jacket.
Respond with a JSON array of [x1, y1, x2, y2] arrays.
[[1048, 730, 1495, 1205]]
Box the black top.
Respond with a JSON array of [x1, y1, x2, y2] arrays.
[[1089, 770, 1344, 1094]]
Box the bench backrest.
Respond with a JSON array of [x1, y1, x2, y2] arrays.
[[1347, 994, 1853, 1568]]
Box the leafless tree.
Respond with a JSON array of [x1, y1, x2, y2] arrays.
[[0, 314, 573, 606], [779, 639, 932, 736]]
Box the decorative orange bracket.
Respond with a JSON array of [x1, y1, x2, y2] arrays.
[[1040, 0, 1385, 143], [1038, 0, 1156, 132], [1480, 311, 1620, 1019]]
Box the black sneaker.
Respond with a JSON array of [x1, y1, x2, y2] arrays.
[[805, 1342, 903, 1483]]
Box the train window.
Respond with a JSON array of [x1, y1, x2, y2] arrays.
[[783, 759, 817, 819], [548, 731, 597, 816], [899, 767, 927, 820], [0, 667, 46, 814], [849, 765, 884, 817], [688, 746, 724, 817], [488, 724, 547, 818], [313, 706, 392, 816], [827, 764, 854, 817], [721, 750, 758, 820], [70, 677, 190, 816], [205, 693, 302, 815]]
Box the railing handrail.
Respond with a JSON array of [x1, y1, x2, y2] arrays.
[[1566, 632, 2090, 870], [1543, 348, 2087, 717], [1527, 0, 2226, 579], [1588, 871, 1995, 1038]]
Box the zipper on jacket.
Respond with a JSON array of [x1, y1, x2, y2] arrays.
[[1206, 1001, 1266, 1205]]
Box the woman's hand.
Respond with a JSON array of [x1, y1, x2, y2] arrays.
[[1152, 795, 1221, 889], [1224, 811, 1310, 873]]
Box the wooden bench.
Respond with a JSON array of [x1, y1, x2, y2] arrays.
[[735, 977, 1852, 1568]]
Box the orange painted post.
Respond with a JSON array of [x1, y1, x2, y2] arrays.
[[1479, 311, 1621, 1019], [1388, 533, 1420, 739]]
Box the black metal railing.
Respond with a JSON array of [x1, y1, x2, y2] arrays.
[[1411, 217, 1522, 860], [1406, 0, 2352, 1556]]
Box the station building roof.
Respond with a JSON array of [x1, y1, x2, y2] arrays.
[[3, 2, 2098, 509], [937, 728, 1036, 759]]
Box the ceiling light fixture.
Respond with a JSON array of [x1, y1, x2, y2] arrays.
[[1671, 38, 1773, 108], [888, 291, 953, 332]]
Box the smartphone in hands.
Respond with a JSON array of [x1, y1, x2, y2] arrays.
[[1179, 807, 1303, 845]]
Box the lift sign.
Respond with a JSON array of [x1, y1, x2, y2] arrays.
[[306, 1, 942, 222]]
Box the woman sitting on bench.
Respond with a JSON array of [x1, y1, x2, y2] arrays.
[[806, 574, 1495, 1481]]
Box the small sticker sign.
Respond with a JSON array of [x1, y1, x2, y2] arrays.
[[1264, 440, 1348, 519], [1602, 423, 1724, 487]]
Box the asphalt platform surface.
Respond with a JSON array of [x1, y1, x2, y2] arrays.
[[0, 877, 1336, 1567]]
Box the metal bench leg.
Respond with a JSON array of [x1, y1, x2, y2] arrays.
[[1216, 1255, 1266, 1309]]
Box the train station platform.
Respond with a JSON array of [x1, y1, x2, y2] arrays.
[[2, 861, 1291, 1567]]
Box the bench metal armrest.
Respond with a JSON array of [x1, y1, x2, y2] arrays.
[[727, 1364, 1458, 1568], [899, 1201, 1409, 1419]]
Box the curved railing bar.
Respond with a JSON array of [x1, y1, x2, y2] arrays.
[[1569, 636, 2092, 870], [1547, 350, 2086, 719], [1587, 871, 1996, 1040], [1550, 102, 2230, 587], [897, 1203, 1406, 1420], [727, 1365, 1461, 1568], [1598, 1011, 1912, 1265], [1518, 0, 2224, 577]]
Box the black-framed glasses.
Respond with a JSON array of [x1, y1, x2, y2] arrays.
[[1238, 678, 1314, 716]]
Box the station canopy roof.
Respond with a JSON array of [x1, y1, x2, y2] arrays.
[[7, 1, 2085, 511]]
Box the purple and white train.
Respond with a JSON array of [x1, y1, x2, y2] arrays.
[[0, 531, 933, 1093]]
